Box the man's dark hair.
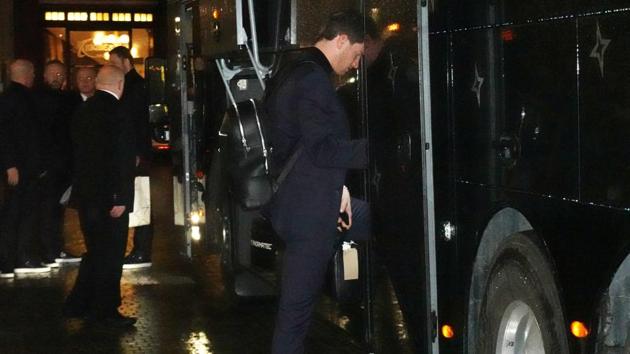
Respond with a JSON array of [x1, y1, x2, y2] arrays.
[[316, 10, 365, 44], [109, 46, 133, 63]]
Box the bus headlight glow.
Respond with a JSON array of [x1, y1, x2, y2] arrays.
[[191, 226, 201, 241], [191, 211, 201, 225]]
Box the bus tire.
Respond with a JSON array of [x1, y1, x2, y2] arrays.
[[476, 232, 569, 354]]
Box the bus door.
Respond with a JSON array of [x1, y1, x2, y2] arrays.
[[170, 1, 205, 258], [364, 1, 437, 353]]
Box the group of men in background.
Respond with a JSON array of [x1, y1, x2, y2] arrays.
[[0, 59, 91, 277], [0, 47, 153, 288]]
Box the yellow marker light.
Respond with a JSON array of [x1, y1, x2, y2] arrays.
[[571, 321, 589, 338], [212, 9, 220, 20], [191, 226, 201, 241], [441, 325, 455, 339], [387, 23, 401, 32]]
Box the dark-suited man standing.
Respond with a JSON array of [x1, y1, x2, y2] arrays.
[[35, 60, 82, 266], [266, 11, 369, 354], [0, 59, 51, 277], [108, 46, 153, 269], [64, 65, 136, 327]]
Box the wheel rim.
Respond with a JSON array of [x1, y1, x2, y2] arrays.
[[496, 300, 545, 354]]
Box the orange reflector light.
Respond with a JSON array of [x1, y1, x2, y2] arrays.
[[441, 325, 455, 339], [387, 23, 400, 32], [570, 321, 589, 338], [212, 8, 220, 20], [156, 145, 170, 150]]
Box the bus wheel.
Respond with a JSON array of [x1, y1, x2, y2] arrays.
[[477, 232, 569, 354]]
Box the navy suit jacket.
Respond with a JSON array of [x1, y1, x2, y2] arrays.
[[266, 47, 368, 240], [71, 90, 136, 209]]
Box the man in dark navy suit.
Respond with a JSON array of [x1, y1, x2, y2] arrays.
[[108, 46, 154, 269], [0, 59, 51, 277], [35, 60, 83, 267], [64, 65, 136, 327], [266, 11, 370, 354]]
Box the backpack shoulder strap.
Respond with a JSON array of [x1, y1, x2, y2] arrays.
[[274, 145, 302, 190]]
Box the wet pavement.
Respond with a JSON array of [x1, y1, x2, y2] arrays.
[[0, 158, 413, 354]]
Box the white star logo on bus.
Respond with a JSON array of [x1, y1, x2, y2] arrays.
[[590, 21, 611, 78], [471, 64, 484, 107]]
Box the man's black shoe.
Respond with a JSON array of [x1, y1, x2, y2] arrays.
[[55, 251, 82, 264], [122, 253, 152, 269], [89, 313, 137, 328], [0, 270, 15, 279], [14, 260, 51, 274], [43, 257, 60, 268], [0, 263, 14, 278]]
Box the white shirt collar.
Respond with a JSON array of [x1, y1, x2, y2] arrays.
[[100, 89, 120, 100], [80, 93, 90, 101]]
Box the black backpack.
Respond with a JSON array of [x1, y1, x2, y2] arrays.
[[224, 59, 315, 210]]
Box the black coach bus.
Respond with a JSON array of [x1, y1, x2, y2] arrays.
[[165, 0, 630, 353]]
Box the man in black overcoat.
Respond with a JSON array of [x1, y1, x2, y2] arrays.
[[265, 11, 370, 354], [64, 65, 136, 327], [109, 46, 153, 268], [35, 60, 82, 266], [0, 59, 51, 277]]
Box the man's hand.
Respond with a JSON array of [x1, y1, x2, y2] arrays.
[[7, 168, 19, 186], [338, 185, 352, 231], [110, 205, 126, 218]]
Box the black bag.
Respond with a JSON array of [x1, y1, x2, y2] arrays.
[[326, 239, 363, 304], [225, 99, 301, 210], [225, 60, 314, 210]]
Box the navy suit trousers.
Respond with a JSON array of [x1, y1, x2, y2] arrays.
[[66, 203, 128, 317], [272, 198, 370, 354]]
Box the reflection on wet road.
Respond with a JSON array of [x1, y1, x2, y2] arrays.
[[0, 158, 412, 353]]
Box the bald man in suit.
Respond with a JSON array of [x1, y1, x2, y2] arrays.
[[0, 59, 50, 277], [64, 65, 136, 327]]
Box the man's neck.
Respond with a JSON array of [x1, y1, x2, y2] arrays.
[[314, 41, 335, 71]]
